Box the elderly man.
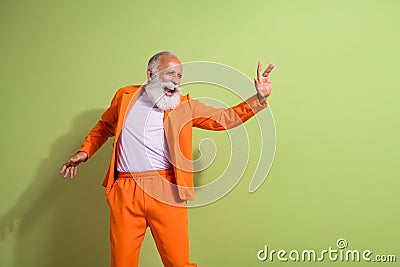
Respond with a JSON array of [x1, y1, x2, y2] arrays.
[[59, 51, 274, 267]]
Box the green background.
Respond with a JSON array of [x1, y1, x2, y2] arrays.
[[1, 0, 399, 266]]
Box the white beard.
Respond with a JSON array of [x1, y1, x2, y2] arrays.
[[144, 76, 181, 111]]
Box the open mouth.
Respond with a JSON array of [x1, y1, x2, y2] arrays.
[[164, 87, 175, 96], [163, 85, 178, 96]]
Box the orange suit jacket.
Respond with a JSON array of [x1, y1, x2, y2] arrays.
[[79, 85, 267, 200]]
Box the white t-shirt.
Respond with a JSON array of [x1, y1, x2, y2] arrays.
[[116, 91, 173, 172]]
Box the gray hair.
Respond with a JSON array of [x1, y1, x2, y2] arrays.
[[147, 51, 176, 72]]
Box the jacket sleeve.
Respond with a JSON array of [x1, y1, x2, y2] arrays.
[[78, 89, 122, 159], [190, 94, 268, 131]]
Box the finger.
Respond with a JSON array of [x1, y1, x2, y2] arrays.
[[59, 164, 67, 174], [70, 167, 75, 179], [64, 167, 71, 179], [254, 78, 260, 88], [73, 167, 78, 178], [262, 63, 275, 77], [257, 61, 262, 80]]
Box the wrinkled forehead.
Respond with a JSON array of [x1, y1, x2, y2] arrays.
[[157, 55, 183, 73]]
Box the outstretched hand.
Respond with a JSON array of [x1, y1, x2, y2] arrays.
[[254, 61, 275, 105], [59, 151, 88, 179]]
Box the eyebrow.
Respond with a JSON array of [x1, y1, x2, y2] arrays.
[[166, 70, 183, 77]]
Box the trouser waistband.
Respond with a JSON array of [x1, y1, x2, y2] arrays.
[[116, 169, 175, 182]]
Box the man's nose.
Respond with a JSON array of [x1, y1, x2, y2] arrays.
[[171, 76, 179, 85]]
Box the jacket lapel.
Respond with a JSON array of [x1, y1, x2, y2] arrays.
[[115, 86, 143, 142]]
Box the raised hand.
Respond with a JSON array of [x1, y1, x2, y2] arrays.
[[59, 151, 88, 179], [254, 61, 275, 104]]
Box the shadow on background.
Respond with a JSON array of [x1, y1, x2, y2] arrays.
[[0, 110, 112, 267]]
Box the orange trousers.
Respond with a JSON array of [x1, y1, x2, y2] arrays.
[[106, 169, 197, 267]]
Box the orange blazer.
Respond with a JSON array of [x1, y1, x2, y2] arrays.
[[79, 85, 267, 200]]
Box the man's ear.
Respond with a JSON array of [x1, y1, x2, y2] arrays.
[[146, 68, 152, 80]]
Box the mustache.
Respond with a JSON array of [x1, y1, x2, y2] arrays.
[[162, 81, 179, 93]]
